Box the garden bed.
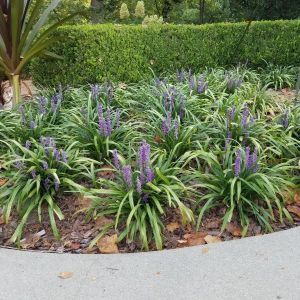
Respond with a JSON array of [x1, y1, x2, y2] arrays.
[[0, 66, 299, 254], [1, 192, 300, 254]]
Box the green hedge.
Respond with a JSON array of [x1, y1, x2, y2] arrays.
[[31, 20, 300, 86]]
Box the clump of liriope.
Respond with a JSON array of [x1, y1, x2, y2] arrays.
[[185, 146, 297, 235], [87, 140, 194, 250], [0, 138, 87, 243], [65, 86, 134, 161], [0, 91, 64, 146]]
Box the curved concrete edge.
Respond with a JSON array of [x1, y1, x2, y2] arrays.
[[0, 228, 300, 300]]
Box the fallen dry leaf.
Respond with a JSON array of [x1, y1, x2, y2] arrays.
[[205, 220, 221, 229], [75, 195, 91, 209], [184, 232, 207, 246], [287, 205, 300, 218], [166, 222, 180, 233], [58, 272, 73, 279], [0, 178, 7, 187], [20, 230, 46, 249], [177, 239, 187, 244], [0, 215, 5, 225], [226, 222, 242, 237], [202, 247, 209, 254], [95, 216, 114, 228], [294, 191, 300, 205], [204, 235, 222, 244], [97, 234, 119, 254], [70, 242, 81, 250]]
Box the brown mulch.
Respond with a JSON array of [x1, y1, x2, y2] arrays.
[[0, 191, 299, 254]]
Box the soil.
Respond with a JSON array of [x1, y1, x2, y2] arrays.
[[0, 192, 299, 254]]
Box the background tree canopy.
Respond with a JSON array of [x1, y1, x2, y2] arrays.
[[89, 0, 300, 24]]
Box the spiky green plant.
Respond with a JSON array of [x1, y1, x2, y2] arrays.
[[0, 0, 78, 106]]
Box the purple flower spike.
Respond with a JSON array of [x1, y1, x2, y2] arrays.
[[19, 105, 26, 125], [122, 165, 132, 188], [91, 84, 100, 100], [146, 167, 155, 183], [234, 149, 242, 177], [225, 131, 232, 150], [112, 149, 120, 170], [106, 107, 112, 136], [25, 140, 31, 149], [245, 146, 251, 169], [31, 170, 37, 179], [174, 120, 179, 140], [38, 97, 47, 114], [30, 121, 37, 130], [42, 160, 49, 170], [139, 140, 151, 170], [139, 172, 145, 185], [15, 157, 24, 170], [43, 177, 50, 189], [241, 103, 249, 127], [136, 178, 142, 194], [189, 76, 195, 90], [281, 110, 289, 129], [116, 108, 121, 128], [54, 179, 60, 192], [54, 149, 61, 161], [142, 194, 149, 203]]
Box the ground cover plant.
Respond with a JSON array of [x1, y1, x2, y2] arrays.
[[0, 64, 299, 253]]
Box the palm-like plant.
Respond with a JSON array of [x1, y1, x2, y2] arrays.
[[0, 0, 78, 106]]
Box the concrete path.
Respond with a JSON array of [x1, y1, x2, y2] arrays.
[[0, 227, 299, 300]]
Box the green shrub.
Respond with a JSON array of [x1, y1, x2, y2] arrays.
[[30, 20, 300, 86]]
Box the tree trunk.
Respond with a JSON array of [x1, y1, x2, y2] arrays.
[[10, 74, 20, 107]]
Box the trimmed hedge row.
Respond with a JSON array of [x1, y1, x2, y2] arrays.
[[31, 20, 300, 86]]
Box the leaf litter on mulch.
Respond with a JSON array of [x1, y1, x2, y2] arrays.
[[0, 190, 300, 254]]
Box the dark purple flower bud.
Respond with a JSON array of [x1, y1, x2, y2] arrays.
[[136, 178, 142, 194], [122, 165, 132, 188], [139, 172, 145, 185], [146, 167, 155, 183], [234, 149, 242, 177], [42, 160, 49, 170], [43, 177, 50, 189], [19, 105, 26, 125], [31, 170, 37, 179], [61, 151, 68, 163], [25, 140, 31, 149], [112, 149, 120, 170], [142, 194, 149, 203]]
